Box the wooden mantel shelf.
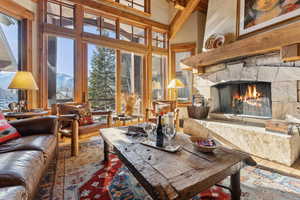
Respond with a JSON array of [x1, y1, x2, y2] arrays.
[[182, 20, 300, 68]]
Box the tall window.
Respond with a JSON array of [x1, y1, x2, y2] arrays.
[[88, 44, 116, 110], [120, 22, 146, 45], [121, 51, 143, 115], [83, 12, 117, 39], [175, 51, 193, 102], [46, 0, 75, 29], [152, 54, 167, 100], [0, 13, 20, 110], [47, 36, 75, 105]]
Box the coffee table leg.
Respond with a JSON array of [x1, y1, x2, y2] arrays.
[[230, 171, 241, 200], [103, 140, 109, 163]]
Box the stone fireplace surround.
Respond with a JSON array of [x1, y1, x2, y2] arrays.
[[192, 52, 300, 166]]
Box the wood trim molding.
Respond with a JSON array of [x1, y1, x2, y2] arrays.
[[66, 0, 168, 30], [182, 20, 300, 68], [169, 0, 201, 39], [82, 33, 148, 54], [0, 0, 34, 20], [170, 42, 196, 52], [98, 0, 151, 17]]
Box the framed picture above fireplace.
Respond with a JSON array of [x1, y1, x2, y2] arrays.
[[237, 0, 300, 37]]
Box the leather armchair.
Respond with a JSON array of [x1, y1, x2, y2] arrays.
[[52, 102, 112, 156]]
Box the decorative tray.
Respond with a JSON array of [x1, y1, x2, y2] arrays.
[[140, 140, 181, 153]]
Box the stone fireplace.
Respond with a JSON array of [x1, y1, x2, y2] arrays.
[[195, 52, 300, 120], [191, 52, 300, 166], [212, 81, 272, 118]]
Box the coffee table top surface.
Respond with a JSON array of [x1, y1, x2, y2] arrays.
[[100, 127, 250, 200]]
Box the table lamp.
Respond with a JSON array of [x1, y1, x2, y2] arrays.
[[8, 71, 39, 112], [167, 79, 185, 100]]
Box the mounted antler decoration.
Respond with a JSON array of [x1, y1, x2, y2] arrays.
[[166, 0, 186, 10]]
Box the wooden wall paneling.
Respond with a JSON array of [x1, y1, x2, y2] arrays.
[[116, 50, 122, 114], [74, 4, 84, 103], [66, 0, 168, 31]]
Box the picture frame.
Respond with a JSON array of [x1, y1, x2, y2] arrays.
[[237, 0, 300, 38]]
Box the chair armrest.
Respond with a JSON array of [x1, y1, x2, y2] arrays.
[[9, 116, 58, 137], [58, 114, 79, 122], [92, 110, 112, 116]]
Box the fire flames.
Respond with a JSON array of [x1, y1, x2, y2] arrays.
[[232, 85, 262, 107]]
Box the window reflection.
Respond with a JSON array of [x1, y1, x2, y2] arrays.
[[0, 13, 20, 109]]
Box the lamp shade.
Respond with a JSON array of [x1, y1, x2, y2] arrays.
[[167, 79, 185, 89], [8, 71, 39, 90]]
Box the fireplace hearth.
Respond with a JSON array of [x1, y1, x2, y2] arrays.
[[212, 81, 272, 118]]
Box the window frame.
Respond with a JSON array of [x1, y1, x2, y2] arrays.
[[102, 0, 150, 15], [170, 43, 196, 103], [39, 0, 169, 111], [152, 29, 168, 49], [151, 54, 168, 101], [0, 3, 33, 110], [119, 20, 147, 45], [46, 0, 75, 29]]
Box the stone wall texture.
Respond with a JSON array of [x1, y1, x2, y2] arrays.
[[193, 52, 300, 119], [190, 119, 300, 166]]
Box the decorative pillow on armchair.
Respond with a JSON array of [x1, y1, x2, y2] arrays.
[[0, 112, 21, 144], [59, 104, 94, 126]]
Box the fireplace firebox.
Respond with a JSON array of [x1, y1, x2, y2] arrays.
[[212, 81, 272, 118]]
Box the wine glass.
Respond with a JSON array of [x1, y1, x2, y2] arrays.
[[164, 127, 176, 146], [144, 123, 156, 141]]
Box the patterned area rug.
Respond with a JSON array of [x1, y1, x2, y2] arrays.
[[36, 136, 300, 200]]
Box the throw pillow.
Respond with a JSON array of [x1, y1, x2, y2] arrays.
[[0, 112, 21, 144]]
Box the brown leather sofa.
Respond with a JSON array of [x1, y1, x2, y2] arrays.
[[0, 116, 58, 200]]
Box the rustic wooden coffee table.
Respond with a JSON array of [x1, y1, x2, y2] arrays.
[[100, 127, 252, 200]]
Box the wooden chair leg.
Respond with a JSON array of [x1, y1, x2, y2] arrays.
[[71, 120, 79, 156]]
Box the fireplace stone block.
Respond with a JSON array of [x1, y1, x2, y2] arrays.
[[189, 119, 300, 166]]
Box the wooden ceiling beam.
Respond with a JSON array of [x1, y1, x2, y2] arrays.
[[0, 0, 34, 20], [195, 0, 208, 13], [169, 0, 201, 40]]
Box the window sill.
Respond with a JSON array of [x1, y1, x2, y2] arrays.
[[101, 0, 151, 17]]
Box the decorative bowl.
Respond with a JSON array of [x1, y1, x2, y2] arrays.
[[189, 136, 217, 153]]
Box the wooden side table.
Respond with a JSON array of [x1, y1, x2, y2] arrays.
[[4, 111, 49, 120]]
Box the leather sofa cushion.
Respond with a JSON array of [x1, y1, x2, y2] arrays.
[[0, 186, 28, 200], [0, 134, 57, 160], [0, 150, 45, 198]]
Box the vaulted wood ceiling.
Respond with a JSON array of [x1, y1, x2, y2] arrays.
[[166, 0, 208, 13]]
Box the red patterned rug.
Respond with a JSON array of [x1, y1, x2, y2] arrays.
[[36, 136, 300, 200], [79, 153, 230, 200]]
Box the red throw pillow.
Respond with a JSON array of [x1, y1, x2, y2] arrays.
[[0, 112, 21, 144]]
